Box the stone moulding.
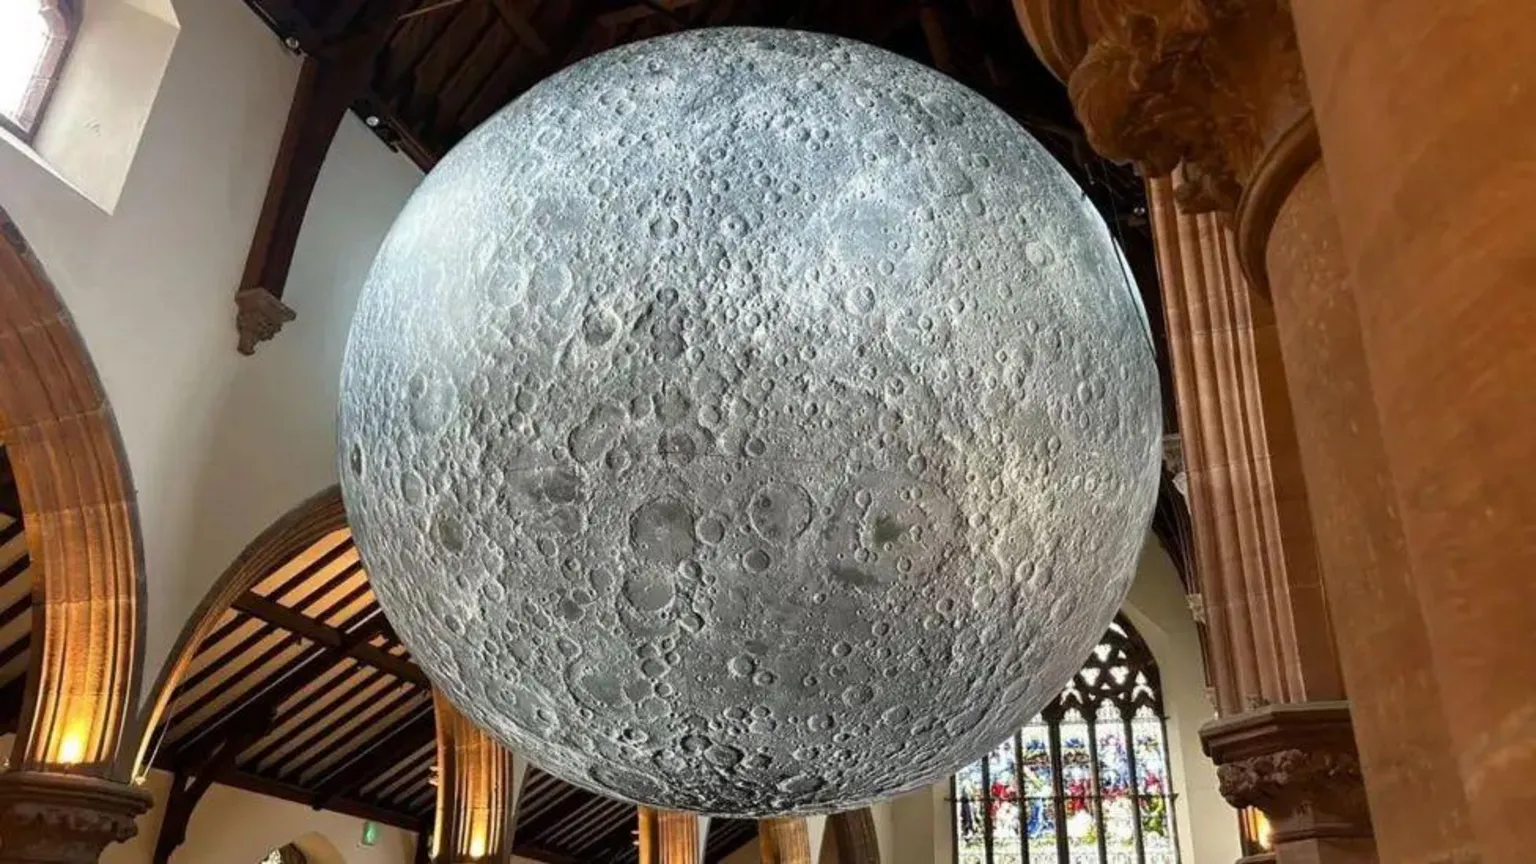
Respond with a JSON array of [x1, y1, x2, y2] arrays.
[[1013, 0, 1318, 289], [0, 770, 152, 863], [1201, 700, 1372, 844]]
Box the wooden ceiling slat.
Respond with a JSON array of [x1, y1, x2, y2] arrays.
[[516, 777, 584, 831], [381, 754, 436, 808], [196, 534, 357, 658], [556, 799, 635, 851], [172, 615, 281, 703], [166, 634, 314, 746], [426, 14, 508, 142], [396, 2, 492, 129], [172, 577, 375, 726], [167, 609, 395, 758], [177, 561, 366, 710], [0, 633, 29, 669], [582, 809, 645, 864], [310, 708, 436, 806], [285, 687, 428, 783], [243, 662, 394, 770], [358, 738, 435, 799], [0, 588, 30, 632], [257, 530, 356, 600], [521, 784, 607, 844]]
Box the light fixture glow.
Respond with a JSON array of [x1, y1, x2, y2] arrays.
[[56, 727, 87, 765]]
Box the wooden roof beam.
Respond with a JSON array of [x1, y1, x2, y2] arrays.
[[489, 0, 551, 56], [232, 593, 425, 684], [170, 610, 401, 759], [234, 0, 415, 355], [596, 0, 703, 29], [152, 706, 274, 864], [220, 768, 422, 829]]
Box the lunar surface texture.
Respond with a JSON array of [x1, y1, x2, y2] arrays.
[[339, 27, 1162, 816]]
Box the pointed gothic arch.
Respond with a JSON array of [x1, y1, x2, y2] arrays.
[[0, 208, 145, 778]]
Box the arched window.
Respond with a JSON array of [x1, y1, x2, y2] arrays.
[[953, 616, 1179, 864], [0, 1, 76, 139]]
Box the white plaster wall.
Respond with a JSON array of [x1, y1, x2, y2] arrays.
[[102, 769, 415, 864], [0, 0, 422, 703]]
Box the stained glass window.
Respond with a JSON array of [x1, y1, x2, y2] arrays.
[[951, 616, 1179, 864]]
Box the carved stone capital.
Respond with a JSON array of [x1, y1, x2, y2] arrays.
[[235, 287, 296, 355], [1201, 701, 1372, 845], [1014, 0, 1317, 288], [0, 771, 152, 863]]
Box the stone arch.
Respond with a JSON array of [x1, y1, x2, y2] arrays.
[[127, 484, 344, 774], [0, 208, 144, 778]]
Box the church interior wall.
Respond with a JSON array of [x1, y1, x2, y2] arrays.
[[0, 0, 422, 703], [98, 769, 416, 864]]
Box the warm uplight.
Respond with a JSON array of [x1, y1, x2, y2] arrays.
[[466, 833, 487, 859], [56, 729, 87, 765], [1241, 806, 1275, 854]]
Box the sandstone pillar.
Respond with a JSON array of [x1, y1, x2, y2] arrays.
[[1286, 2, 1536, 859], [1013, 0, 1474, 861], [431, 693, 524, 863], [759, 817, 813, 864], [637, 808, 702, 864], [828, 809, 880, 864]]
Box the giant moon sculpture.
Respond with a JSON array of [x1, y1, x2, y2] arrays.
[[339, 28, 1161, 816]]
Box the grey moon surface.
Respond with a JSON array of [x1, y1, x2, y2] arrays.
[[338, 27, 1162, 817]]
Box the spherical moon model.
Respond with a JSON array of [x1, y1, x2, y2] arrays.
[[339, 28, 1161, 816]]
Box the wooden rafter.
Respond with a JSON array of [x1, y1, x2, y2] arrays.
[[489, 0, 550, 55], [153, 705, 275, 864], [172, 609, 401, 758], [167, 578, 377, 728], [233, 593, 423, 684], [234, 0, 415, 355]]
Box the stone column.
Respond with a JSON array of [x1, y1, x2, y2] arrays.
[[759, 817, 812, 864], [1014, 1, 1474, 861], [828, 809, 880, 863], [431, 692, 524, 863], [0, 772, 151, 864], [637, 808, 702, 864], [1286, 2, 1536, 859]]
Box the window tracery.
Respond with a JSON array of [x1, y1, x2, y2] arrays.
[[0, 0, 75, 139], [953, 616, 1179, 864]]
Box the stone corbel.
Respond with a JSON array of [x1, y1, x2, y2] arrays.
[[1202, 701, 1373, 846], [0, 771, 152, 864], [1013, 0, 1317, 290]]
